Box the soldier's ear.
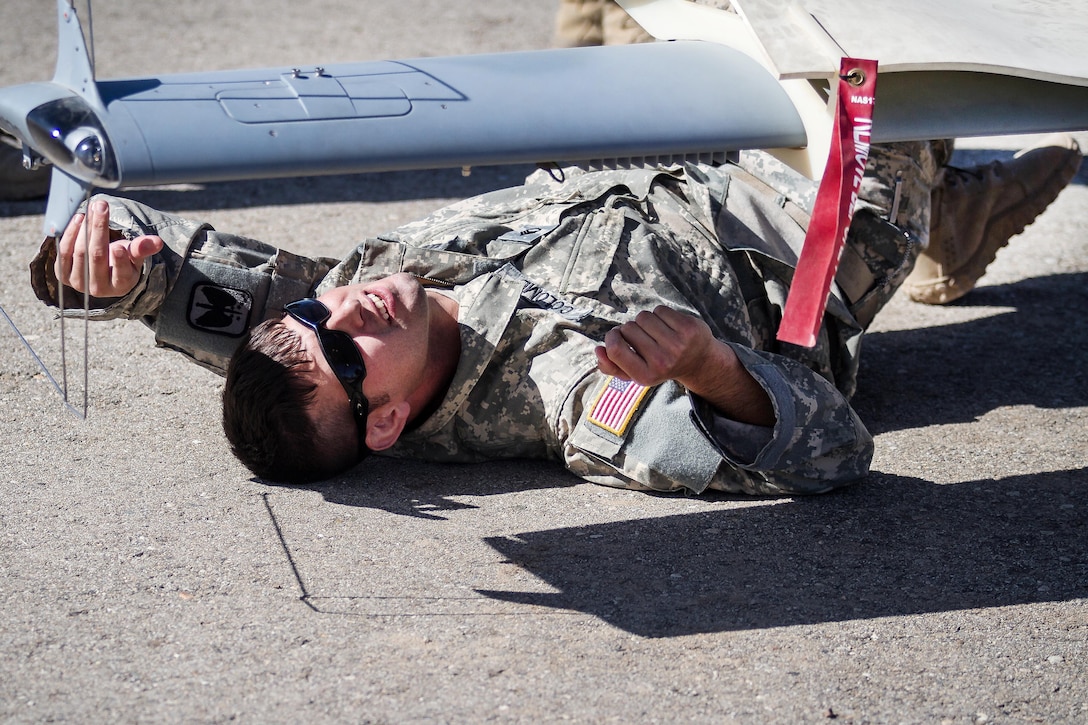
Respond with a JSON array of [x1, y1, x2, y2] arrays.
[[364, 401, 410, 451]]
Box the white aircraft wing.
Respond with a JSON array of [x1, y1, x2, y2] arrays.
[[622, 0, 1088, 175]]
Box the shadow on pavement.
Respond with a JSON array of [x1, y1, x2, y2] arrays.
[[265, 457, 580, 520], [0, 164, 541, 218], [4, 145, 1079, 219], [478, 469, 1086, 637], [854, 271, 1088, 435]]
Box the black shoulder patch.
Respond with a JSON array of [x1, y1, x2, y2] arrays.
[[186, 283, 252, 337]]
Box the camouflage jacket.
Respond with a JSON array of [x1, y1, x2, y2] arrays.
[[31, 163, 873, 496]]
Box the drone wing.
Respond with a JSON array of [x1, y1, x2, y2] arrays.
[[0, 1, 806, 236]]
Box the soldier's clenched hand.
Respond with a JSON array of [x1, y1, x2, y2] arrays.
[[595, 305, 775, 427], [595, 306, 713, 387]]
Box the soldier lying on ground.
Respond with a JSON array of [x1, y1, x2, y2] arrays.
[[32, 138, 1082, 495]]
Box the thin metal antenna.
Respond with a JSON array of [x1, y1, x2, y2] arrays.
[[50, 188, 93, 419], [68, 0, 93, 416], [0, 304, 86, 419], [0, 189, 91, 419], [81, 189, 90, 415], [81, 4, 94, 413]]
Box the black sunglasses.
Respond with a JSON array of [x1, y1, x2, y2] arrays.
[[284, 298, 371, 460]]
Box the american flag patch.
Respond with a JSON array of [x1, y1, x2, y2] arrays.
[[587, 376, 650, 436]]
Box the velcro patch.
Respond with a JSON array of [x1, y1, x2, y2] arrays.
[[187, 283, 252, 337], [587, 376, 650, 436]]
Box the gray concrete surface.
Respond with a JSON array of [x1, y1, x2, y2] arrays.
[[1, 2, 1085, 722]]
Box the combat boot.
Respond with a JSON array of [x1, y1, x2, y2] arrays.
[[904, 133, 1082, 305], [554, 0, 653, 48], [601, 0, 654, 44], [554, 0, 605, 48]]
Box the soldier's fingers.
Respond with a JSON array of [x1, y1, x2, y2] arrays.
[[85, 200, 113, 296], [623, 320, 680, 374], [633, 308, 675, 344], [616, 321, 655, 357], [650, 305, 689, 330], [108, 243, 138, 292], [130, 234, 162, 260], [651, 305, 710, 343], [594, 345, 627, 379], [108, 236, 164, 295], [68, 217, 89, 293], [54, 212, 85, 286], [604, 326, 652, 380], [128, 235, 164, 263], [603, 327, 635, 361], [651, 305, 710, 351]]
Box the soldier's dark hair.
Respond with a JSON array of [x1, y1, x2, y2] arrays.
[[222, 318, 358, 484]]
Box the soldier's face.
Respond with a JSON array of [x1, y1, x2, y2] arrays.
[[282, 273, 433, 439]]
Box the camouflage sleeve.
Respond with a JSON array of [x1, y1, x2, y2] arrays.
[[29, 194, 336, 375], [563, 376, 728, 495], [691, 343, 874, 496], [561, 342, 872, 498]]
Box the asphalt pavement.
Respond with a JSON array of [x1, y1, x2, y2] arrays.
[[1, 1, 1086, 722]]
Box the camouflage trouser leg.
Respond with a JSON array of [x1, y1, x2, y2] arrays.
[[840, 140, 948, 327], [739, 140, 947, 328]]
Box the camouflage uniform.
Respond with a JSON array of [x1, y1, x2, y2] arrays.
[[31, 146, 935, 496]]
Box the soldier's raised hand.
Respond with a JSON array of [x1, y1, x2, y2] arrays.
[[54, 199, 163, 299]]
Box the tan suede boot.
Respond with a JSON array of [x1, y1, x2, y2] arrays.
[[905, 134, 1082, 304], [601, 1, 654, 45], [554, 0, 653, 48], [554, 0, 606, 48]]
